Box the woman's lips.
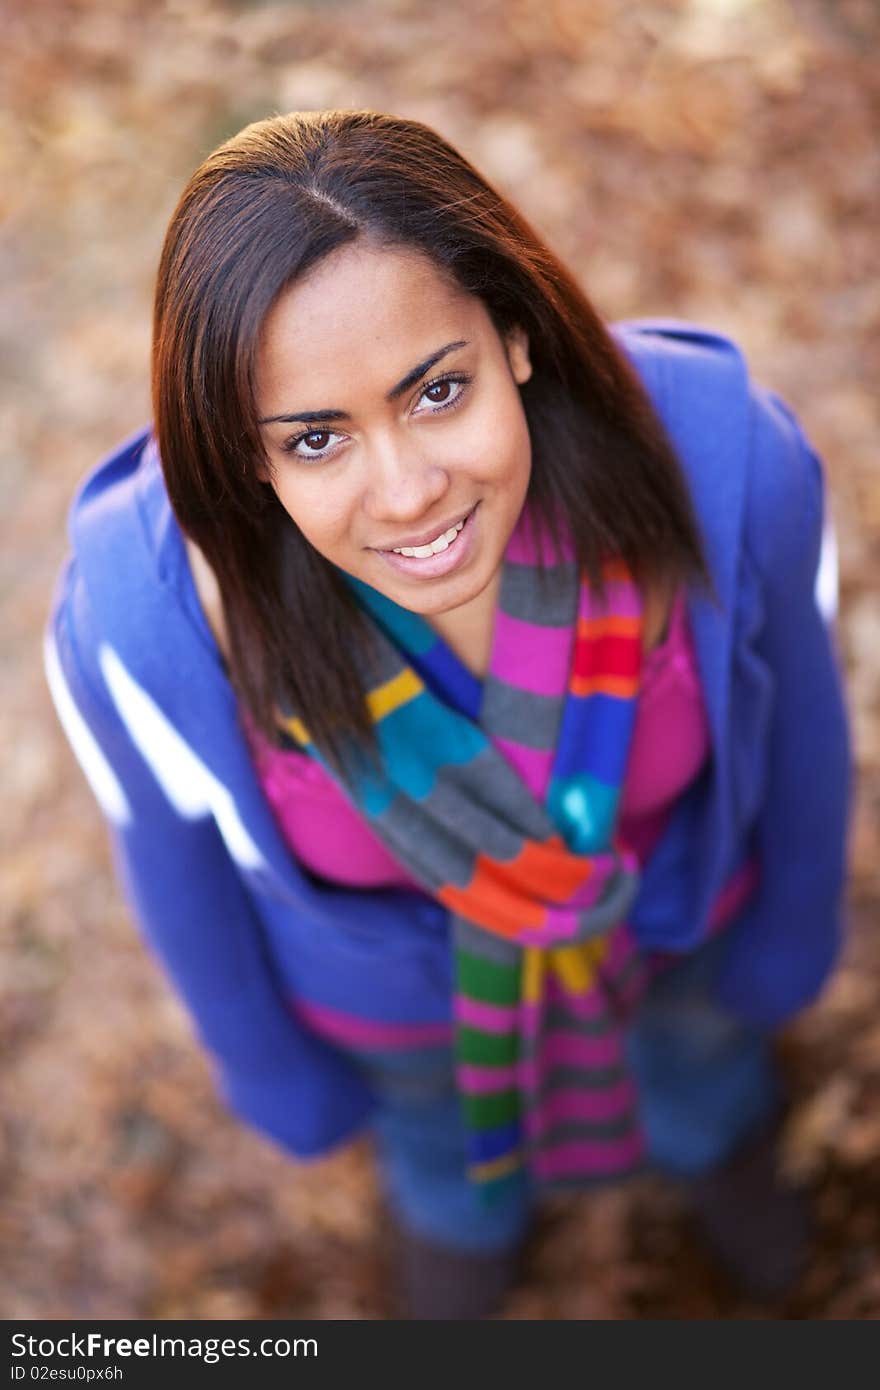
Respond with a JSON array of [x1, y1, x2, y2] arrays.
[[374, 503, 479, 580]]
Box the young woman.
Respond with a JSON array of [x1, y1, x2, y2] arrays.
[[45, 109, 851, 1319]]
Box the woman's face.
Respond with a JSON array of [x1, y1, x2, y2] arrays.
[[255, 241, 533, 623]]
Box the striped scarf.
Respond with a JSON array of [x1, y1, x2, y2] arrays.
[[277, 506, 653, 1194]]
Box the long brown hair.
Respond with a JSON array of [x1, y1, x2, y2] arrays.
[[153, 109, 713, 772]]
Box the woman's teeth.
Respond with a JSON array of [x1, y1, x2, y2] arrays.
[[391, 517, 465, 558]]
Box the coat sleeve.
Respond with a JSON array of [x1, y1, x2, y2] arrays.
[[714, 382, 854, 1025], [45, 557, 375, 1157]]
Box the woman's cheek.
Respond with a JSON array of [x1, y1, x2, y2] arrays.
[[475, 393, 530, 478], [275, 475, 343, 539]]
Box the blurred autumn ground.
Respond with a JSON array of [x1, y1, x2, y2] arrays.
[[1, 0, 878, 1320]]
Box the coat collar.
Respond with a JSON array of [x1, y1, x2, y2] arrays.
[[71, 432, 353, 909], [613, 320, 752, 926]]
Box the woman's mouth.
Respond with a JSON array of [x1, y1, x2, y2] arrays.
[[390, 515, 467, 558], [374, 504, 479, 580]]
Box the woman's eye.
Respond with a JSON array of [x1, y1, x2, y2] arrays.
[[416, 374, 471, 413], [423, 380, 456, 404], [283, 428, 344, 460]]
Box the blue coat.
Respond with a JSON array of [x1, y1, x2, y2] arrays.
[[44, 321, 853, 1159]]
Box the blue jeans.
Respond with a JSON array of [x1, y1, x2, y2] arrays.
[[357, 936, 780, 1253]]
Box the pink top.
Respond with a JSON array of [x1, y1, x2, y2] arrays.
[[248, 588, 711, 884]]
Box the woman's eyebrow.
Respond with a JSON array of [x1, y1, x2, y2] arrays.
[[258, 340, 470, 425]]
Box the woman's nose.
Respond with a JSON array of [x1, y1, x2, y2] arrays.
[[361, 434, 450, 523]]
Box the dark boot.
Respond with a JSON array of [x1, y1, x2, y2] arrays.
[[389, 1219, 523, 1320], [687, 1119, 812, 1300]]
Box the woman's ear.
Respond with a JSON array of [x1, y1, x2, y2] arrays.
[[254, 451, 274, 485], [505, 324, 532, 385]]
